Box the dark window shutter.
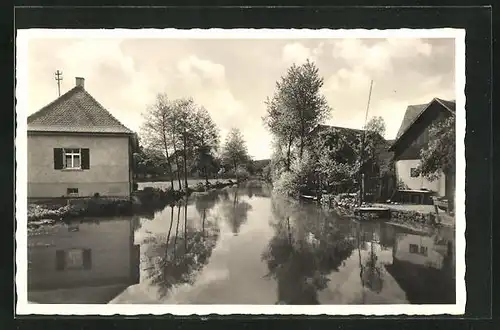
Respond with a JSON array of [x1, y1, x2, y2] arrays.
[[55, 250, 65, 271], [54, 148, 63, 170], [82, 249, 92, 269], [81, 149, 90, 169], [131, 245, 140, 284]]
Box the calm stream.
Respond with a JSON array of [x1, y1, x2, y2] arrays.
[[28, 181, 455, 305]]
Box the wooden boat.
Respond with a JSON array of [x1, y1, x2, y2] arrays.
[[353, 206, 391, 220], [299, 194, 318, 202]]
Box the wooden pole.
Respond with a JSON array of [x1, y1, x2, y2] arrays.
[[54, 70, 63, 97], [359, 80, 374, 206]]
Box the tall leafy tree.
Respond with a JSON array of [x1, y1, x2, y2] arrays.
[[173, 98, 198, 190], [417, 114, 455, 180], [263, 95, 298, 171], [192, 106, 220, 184], [364, 116, 386, 138], [362, 116, 390, 173], [263, 60, 330, 167], [140, 93, 175, 189], [165, 101, 184, 190], [222, 128, 249, 175], [418, 114, 456, 211]]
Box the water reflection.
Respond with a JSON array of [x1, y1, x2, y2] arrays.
[[27, 217, 141, 304], [27, 181, 456, 305], [140, 199, 220, 299], [384, 231, 455, 304], [354, 222, 384, 298], [245, 181, 268, 199], [220, 188, 252, 235], [262, 197, 356, 304]]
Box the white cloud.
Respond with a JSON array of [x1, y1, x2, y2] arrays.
[[170, 56, 255, 148], [282, 42, 325, 65], [57, 39, 136, 79], [282, 43, 313, 65], [177, 55, 226, 86], [332, 38, 433, 74]]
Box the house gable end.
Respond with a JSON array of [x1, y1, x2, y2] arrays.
[[391, 100, 454, 161]]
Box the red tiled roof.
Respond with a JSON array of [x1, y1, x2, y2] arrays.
[[28, 86, 133, 134]]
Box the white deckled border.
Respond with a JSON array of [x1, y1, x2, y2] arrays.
[[15, 28, 466, 316]]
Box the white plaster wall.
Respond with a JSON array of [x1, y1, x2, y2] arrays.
[[395, 159, 445, 196], [28, 134, 130, 197]]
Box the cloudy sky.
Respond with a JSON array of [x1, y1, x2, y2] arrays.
[[26, 36, 455, 160]]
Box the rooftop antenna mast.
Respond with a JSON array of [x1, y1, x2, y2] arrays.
[[55, 70, 63, 97], [359, 79, 374, 206]]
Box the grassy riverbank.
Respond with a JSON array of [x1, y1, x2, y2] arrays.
[[28, 179, 240, 224]]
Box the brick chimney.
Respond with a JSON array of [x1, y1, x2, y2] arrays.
[[75, 77, 85, 88]]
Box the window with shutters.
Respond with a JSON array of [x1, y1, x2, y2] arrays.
[[56, 248, 92, 271], [54, 148, 90, 170], [409, 244, 429, 256]]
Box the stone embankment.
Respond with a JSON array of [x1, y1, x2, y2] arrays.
[[320, 193, 450, 230]]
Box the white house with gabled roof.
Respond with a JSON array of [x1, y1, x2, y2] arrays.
[[389, 97, 455, 201], [27, 77, 134, 198]]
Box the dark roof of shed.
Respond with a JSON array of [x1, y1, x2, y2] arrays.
[[390, 98, 455, 151], [395, 104, 429, 140], [27, 85, 133, 134], [313, 124, 364, 135], [312, 124, 386, 140]]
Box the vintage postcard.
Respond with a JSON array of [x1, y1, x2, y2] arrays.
[[15, 28, 465, 315]]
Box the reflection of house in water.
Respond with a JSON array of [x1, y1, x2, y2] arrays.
[[384, 233, 455, 304], [28, 218, 140, 303], [392, 234, 446, 269]]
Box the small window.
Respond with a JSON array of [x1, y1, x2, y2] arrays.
[[67, 188, 79, 195], [63, 148, 81, 169], [410, 167, 420, 177], [54, 148, 90, 170], [409, 244, 419, 254], [419, 246, 428, 256], [56, 248, 92, 271]]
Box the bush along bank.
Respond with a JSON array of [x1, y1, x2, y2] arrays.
[[27, 180, 240, 224], [28, 197, 135, 224], [388, 209, 439, 229], [321, 193, 360, 217], [320, 193, 440, 229]]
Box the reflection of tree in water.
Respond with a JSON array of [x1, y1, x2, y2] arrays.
[[236, 181, 272, 199], [354, 222, 384, 296], [220, 188, 252, 235], [141, 199, 220, 299], [244, 184, 266, 199], [246, 185, 255, 198], [262, 196, 356, 304], [378, 223, 396, 250], [194, 190, 221, 237], [219, 189, 230, 201]]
